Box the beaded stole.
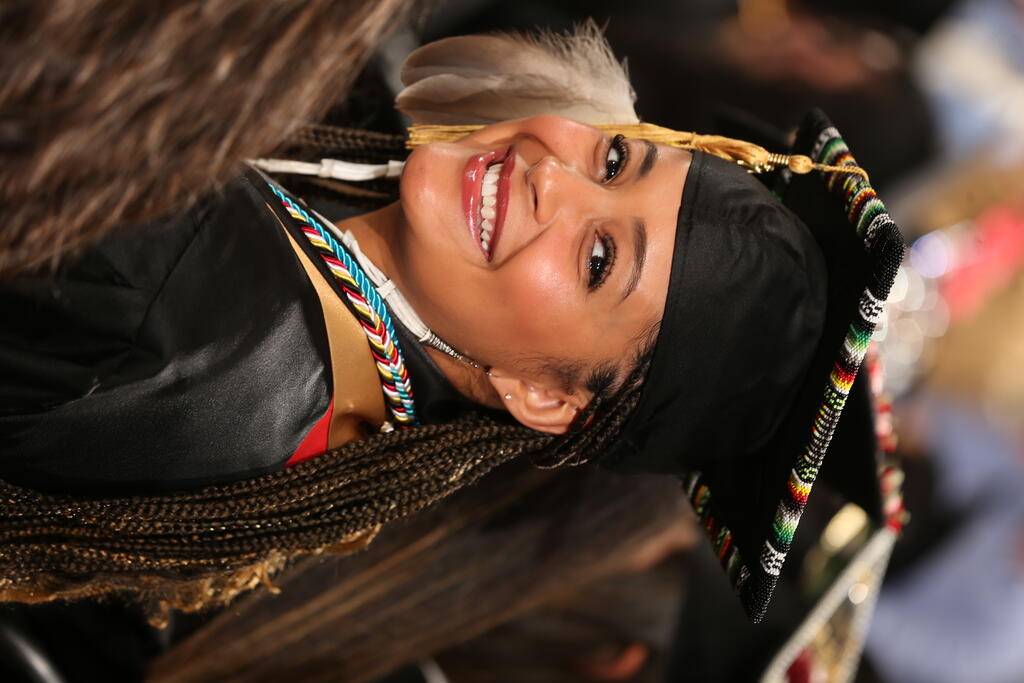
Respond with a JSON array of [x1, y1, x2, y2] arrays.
[[266, 182, 417, 427], [682, 120, 905, 623]]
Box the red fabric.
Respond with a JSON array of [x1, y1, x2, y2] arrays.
[[285, 398, 333, 467]]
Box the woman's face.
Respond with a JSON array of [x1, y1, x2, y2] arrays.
[[395, 115, 690, 398]]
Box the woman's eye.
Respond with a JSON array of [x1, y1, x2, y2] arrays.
[[587, 233, 616, 291], [603, 134, 629, 182]]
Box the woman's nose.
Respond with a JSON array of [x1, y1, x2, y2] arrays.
[[527, 155, 588, 227]]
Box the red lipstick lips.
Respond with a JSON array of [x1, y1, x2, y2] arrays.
[[462, 146, 514, 261]]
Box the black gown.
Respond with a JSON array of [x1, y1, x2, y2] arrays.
[[0, 169, 472, 495]]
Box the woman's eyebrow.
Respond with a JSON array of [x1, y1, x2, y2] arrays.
[[637, 140, 658, 180], [621, 218, 647, 301]]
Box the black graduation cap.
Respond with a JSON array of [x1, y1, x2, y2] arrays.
[[603, 110, 905, 622]]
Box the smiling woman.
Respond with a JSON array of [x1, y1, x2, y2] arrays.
[[0, 23, 900, 625], [375, 115, 687, 432]]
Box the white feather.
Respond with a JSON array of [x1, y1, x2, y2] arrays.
[[397, 21, 639, 125]]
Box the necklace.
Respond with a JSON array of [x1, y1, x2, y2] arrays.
[[249, 160, 481, 369], [304, 206, 479, 368], [267, 182, 418, 427]]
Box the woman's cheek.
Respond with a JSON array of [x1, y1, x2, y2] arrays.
[[499, 261, 577, 343], [401, 149, 446, 230]]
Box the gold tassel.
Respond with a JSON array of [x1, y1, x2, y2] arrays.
[[407, 123, 868, 180]]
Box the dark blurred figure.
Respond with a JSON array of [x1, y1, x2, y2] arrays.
[[812, 0, 958, 34], [616, 9, 936, 190]]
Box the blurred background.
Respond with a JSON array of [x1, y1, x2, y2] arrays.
[[3, 0, 1023, 681], [400, 2, 1024, 680]]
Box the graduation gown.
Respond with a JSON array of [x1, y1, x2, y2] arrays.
[[0, 169, 471, 495]]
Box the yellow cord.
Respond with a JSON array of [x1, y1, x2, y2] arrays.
[[407, 123, 869, 180]]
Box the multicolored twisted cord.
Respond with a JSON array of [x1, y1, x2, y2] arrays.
[[684, 118, 905, 622], [266, 182, 418, 426]]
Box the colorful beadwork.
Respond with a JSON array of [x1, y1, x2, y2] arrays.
[[266, 182, 418, 426], [684, 119, 905, 622]]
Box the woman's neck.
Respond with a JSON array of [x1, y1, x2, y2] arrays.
[[336, 202, 403, 282], [336, 203, 502, 411]]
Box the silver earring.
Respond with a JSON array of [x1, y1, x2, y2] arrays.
[[504, 393, 512, 400]]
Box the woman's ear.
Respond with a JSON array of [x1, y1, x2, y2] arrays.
[[486, 372, 591, 435]]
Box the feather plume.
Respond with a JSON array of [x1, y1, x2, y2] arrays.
[[397, 21, 638, 125]]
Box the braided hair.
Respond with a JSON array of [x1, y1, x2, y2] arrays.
[[0, 126, 657, 623]]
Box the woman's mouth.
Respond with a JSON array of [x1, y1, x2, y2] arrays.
[[462, 147, 514, 261]]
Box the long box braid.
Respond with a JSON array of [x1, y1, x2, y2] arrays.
[[0, 126, 653, 621]]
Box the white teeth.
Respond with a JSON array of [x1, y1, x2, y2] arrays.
[[478, 161, 503, 256], [484, 162, 503, 184], [480, 218, 493, 253]]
